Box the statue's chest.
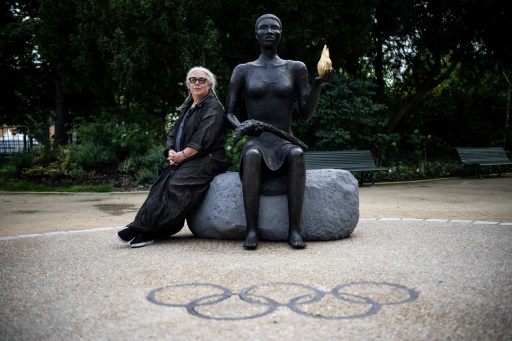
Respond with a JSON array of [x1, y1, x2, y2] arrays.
[[245, 67, 294, 99]]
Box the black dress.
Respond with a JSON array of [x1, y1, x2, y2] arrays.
[[127, 92, 229, 235]]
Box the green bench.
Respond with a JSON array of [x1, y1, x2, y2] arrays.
[[305, 150, 388, 186], [455, 147, 512, 179]]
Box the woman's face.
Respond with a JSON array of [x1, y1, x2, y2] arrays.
[[255, 18, 281, 48], [188, 70, 212, 102]]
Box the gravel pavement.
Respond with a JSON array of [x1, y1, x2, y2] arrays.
[[1, 175, 511, 340]]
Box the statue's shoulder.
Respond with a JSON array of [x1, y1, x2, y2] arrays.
[[284, 60, 308, 78], [286, 60, 307, 70], [232, 63, 253, 76], [234, 62, 253, 70]]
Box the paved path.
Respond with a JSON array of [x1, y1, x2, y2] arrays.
[[1, 176, 511, 340]]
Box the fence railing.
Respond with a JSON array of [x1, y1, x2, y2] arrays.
[[0, 126, 40, 168]]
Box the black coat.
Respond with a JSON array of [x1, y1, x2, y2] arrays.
[[128, 91, 229, 234]]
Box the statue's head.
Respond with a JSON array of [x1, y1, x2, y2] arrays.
[[254, 14, 282, 32], [254, 14, 282, 47]]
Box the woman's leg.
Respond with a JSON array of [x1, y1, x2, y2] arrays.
[[129, 222, 185, 248], [117, 226, 139, 242]]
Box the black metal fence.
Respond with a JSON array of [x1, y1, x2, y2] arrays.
[[0, 126, 40, 168]]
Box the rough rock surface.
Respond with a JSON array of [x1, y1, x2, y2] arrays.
[[187, 169, 359, 241]]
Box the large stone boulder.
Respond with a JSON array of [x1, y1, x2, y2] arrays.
[[187, 169, 359, 241]]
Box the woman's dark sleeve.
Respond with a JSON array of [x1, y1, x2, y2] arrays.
[[163, 120, 178, 157], [186, 102, 225, 153]]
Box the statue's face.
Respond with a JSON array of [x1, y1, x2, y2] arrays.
[[255, 18, 282, 47]]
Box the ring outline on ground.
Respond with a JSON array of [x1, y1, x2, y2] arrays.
[[147, 282, 419, 320]]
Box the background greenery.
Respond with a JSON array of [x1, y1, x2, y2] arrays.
[[1, 0, 511, 190]]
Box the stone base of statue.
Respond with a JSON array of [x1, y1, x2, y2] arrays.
[[187, 169, 359, 241]]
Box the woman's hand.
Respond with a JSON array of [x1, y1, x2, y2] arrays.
[[168, 148, 196, 165], [167, 149, 177, 165]]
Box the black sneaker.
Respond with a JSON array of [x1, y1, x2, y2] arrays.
[[117, 227, 138, 243], [130, 234, 156, 248]]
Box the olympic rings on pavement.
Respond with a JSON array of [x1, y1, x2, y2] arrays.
[[147, 282, 419, 321]]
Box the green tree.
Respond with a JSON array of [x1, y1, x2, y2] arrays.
[[3, 0, 511, 157], [73, 0, 229, 125], [370, 0, 512, 134], [0, 1, 53, 127], [33, 0, 79, 145], [293, 75, 387, 151]]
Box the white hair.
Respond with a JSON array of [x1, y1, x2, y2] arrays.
[[178, 66, 223, 111], [186, 66, 217, 92]]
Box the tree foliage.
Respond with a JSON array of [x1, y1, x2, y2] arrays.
[[293, 75, 387, 151], [0, 1, 53, 127], [1, 0, 511, 156], [371, 0, 512, 135]]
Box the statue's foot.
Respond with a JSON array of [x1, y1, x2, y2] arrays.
[[288, 230, 306, 249], [243, 239, 258, 250], [243, 231, 259, 250]]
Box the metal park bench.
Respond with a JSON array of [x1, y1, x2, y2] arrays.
[[305, 150, 388, 186], [455, 146, 512, 179]]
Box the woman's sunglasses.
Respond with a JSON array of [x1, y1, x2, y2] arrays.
[[189, 77, 208, 84]]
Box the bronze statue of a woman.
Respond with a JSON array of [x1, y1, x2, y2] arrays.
[[225, 14, 334, 249]]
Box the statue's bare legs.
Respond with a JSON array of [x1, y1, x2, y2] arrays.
[[287, 147, 306, 249], [241, 146, 306, 250], [242, 148, 262, 249]]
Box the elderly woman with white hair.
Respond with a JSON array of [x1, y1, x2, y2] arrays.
[[117, 66, 229, 248]]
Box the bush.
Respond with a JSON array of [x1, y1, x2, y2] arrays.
[[10, 150, 35, 171], [131, 146, 167, 172], [225, 131, 245, 171], [73, 143, 118, 169], [135, 167, 159, 184], [119, 145, 168, 184], [293, 75, 387, 151], [372, 159, 464, 183], [70, 122, 160, 169]]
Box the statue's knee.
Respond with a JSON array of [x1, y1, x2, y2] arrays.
[[244, 148, 262, 163], [289, 147, 305, 162]]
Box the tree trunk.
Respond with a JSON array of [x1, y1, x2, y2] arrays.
[[53, 77, 69, 147], [503, 71, 511, 149], [372, 3, 385, 101]]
